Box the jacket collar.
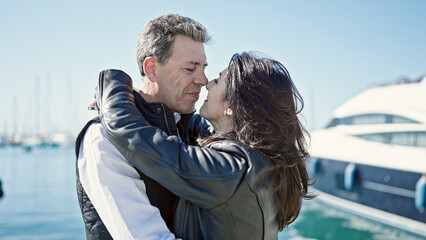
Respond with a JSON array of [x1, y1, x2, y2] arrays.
[[133, 90, 195, 139]]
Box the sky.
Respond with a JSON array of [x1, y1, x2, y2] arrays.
[[1, 0, 425, 137]]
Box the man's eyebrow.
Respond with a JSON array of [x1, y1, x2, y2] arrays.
[[188, 61, 208, 67]]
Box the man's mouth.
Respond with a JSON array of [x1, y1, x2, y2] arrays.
[[187, 92, 200, 99]]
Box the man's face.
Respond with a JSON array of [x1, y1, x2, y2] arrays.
[[155, 35, 208, 114]]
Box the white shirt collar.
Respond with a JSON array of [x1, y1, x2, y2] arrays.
[[173, 112, 181, 124]]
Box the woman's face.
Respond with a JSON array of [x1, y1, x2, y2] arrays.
[[199, 68, 228, 125]]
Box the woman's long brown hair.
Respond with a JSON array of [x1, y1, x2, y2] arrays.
[[201, 52, 315, 230]]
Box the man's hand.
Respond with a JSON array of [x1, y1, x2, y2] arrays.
[[88, 100, 98, 110]]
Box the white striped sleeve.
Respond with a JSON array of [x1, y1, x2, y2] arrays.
[[77, 122, 178, 240]]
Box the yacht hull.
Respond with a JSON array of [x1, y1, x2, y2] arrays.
[[308, 157, 426, 236]]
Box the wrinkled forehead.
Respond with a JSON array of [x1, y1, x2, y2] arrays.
[[169, 35, 207, 66]]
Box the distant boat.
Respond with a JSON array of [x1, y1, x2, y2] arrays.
[[1, 132, 75, 151], [21, 135, 44, 151], [46, 133, 74, 147], [0, 136, 7, 148], [308, 75, 426, 237]]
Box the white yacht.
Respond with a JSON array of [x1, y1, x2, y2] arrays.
[[308, 75, 426, 237]]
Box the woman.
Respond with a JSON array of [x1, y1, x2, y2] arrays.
[[96, 52, 314, 239]]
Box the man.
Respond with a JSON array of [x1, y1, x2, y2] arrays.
[[76, 14, 211, 239]]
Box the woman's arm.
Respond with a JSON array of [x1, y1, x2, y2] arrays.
[[96, 70, 249, 209]]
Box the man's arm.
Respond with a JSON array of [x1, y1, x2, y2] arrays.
[[77, 122, 177, 240]]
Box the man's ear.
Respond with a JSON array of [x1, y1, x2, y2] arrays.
[[143, 57, 158, 82]]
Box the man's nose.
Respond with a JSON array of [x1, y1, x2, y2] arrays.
[[194, 72, 208, 86]]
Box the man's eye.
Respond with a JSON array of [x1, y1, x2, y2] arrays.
[[214, 79, 218, 84], [186, 68, 195, 72]]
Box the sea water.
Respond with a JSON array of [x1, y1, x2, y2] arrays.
[[0, 146, 85, 239], [0, 147, 424, 240]]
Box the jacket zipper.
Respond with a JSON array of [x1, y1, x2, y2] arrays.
[[160, 103, 172, 136], [178, 121, 186, 143], [97, 71, 104, 110]]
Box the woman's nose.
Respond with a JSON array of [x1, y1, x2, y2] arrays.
[[206, 80, 213, 90]]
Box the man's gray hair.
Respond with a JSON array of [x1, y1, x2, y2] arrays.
[[137, 14, 210, 76]]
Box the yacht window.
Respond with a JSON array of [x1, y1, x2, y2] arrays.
[[328, 114, 418, 128], [356, 131, 426, 147], [390, 132, 416, 146], [359, 133, 389, 144], [417, 132, 426, 147], [352, 114, 386, 125], [327, 119, 338, 128], [390, 115, 418, 124]]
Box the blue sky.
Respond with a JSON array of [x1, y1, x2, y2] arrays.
[[1, 0, 425, 136]]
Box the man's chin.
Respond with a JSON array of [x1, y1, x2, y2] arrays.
[[176, 106, 196, 114]]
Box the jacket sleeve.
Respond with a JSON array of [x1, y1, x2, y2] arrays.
[[96, 69, 249, 209], [77, 122, 177, 240], [188, 113, 213, 141]]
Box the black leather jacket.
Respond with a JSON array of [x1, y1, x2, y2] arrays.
[[96, 69, 280, 240], [76, 69, 211, 239]]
